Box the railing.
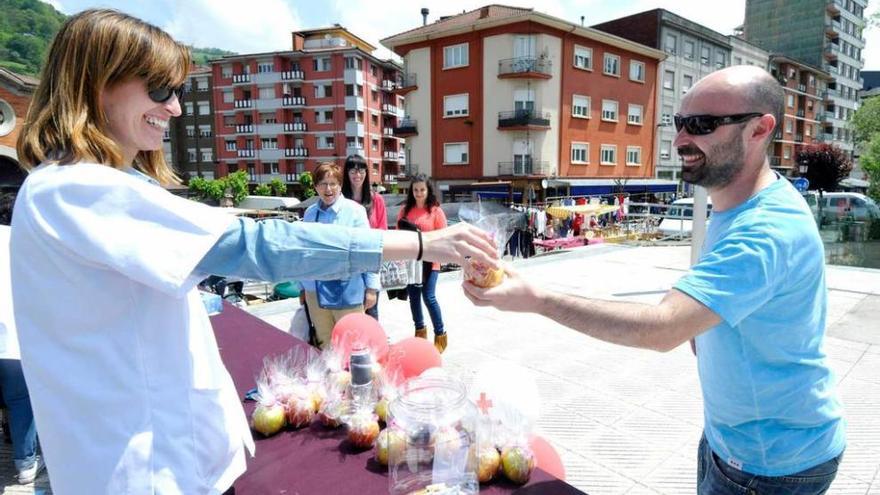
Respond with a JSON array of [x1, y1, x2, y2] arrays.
[[498, 159, 552, 176], [237, 149, 255, 158], [497, 109, 551, 128], [498, 57, 552, 77], [232, 74, 251, 83], [383, 150, 401, 160], [825, 19, 841, 33], [281, 70, 304, 81], [394, 119, 418, 136], [235, 124, 254, 133], [381, 80, 396, 91], [798, 83, 807, 92], [234, 100, 252, 108], [769, 156, 782, 167], [282, 96, 306, 107], [796, 109, 805, 117], [382, 103, 399, 115], [284, 147, 308, 157], [383, 127, 396, 137], [283, 122, 307, 132], [824, 45, 840, 58], [795, 133, 804, 142], [396, 73, 417, 89]]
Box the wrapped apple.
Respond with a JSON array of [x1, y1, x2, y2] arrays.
[[318, 397, 349, 428], [375, 427, 406, 466], [500, 445, 535, 485], [465, 261, 504, 288], [432, 426, 466, 460], [476, 445, 501, 483], [250, 381, 286, 437], [286, 390, 317, 429], [347, 409, 380, 449]]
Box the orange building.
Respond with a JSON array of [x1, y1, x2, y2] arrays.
[[0, 68, 37, 187], [381, 5, 668, 200]]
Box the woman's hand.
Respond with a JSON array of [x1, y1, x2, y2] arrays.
[[462, 263, 542, 313], [421, 223, 499, 268], [364, 289, 378, 310]]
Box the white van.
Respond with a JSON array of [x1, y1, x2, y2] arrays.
[[657, 197, 712, 238], [237, 195, 300, 210], [817, 192, 880, 225]]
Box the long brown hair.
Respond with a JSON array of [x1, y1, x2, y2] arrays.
[[16, 9, 190, 185]]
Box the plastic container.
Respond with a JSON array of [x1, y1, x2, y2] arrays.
[[387, 374, 478, 495]]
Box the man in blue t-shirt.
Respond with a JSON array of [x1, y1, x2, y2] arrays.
[[465, 65, 845, 494]]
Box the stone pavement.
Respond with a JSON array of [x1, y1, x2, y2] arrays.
[[2, 244, 878, 494]]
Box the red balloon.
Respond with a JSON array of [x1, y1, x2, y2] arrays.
[[331, 313, 388, 365], [529, 435, 565, 481], [384, 338, 442, 386]]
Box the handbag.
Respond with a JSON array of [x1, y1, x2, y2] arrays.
[[380, 259, 423, 290]]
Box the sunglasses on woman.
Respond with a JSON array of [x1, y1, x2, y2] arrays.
[[673, 113, 764, 135], [148, 85, 186, 104]]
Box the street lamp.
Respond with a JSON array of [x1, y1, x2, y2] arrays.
[[798, 159, 809, 177]]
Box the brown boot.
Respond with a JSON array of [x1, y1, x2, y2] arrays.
[[434, 333, 447, 354], [414, 327, 427, 339]]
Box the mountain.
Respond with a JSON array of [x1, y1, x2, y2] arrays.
[[0, 0, 236, 76]]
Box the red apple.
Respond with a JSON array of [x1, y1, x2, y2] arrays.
[[347, 412, 380, 449]]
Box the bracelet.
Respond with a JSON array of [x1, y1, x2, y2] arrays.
[[416, 230, 423, 261]]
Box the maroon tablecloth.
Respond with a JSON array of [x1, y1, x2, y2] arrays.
[[212, 303, 586, 494]]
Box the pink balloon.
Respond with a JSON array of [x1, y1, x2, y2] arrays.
[[529, 435, 565, 481], [331, 313, 388, 365], [384, 338, 442, 386]]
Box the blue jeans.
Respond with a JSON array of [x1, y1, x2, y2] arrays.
[[697, 434, 842, 495], [0, 359, 38, 471], [406, 269, 444, 334]]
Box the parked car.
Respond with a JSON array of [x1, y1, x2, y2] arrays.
[[657, 197, 712, 238], [817, 192, 880, 225]]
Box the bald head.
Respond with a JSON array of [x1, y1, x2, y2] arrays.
[[685, 66, 785, 139]]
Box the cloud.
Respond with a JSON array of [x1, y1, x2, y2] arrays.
[[39, 0, 65, 12], [162, 0, 302, 53]]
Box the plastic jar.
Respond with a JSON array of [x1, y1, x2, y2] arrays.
[[387, 374, 478, 495]]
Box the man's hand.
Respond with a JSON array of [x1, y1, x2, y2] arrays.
[[462, 264, 542, 313], [422, 223, 499, 269], [364, 289, 378, 310]]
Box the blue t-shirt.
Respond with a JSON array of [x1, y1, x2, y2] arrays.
[[675, 177, 845, 476]]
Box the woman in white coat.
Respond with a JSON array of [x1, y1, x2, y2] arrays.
[[10, 9, 496, 494]]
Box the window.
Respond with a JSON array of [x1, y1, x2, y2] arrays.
[[200, 148, 213, 162], [314, 84, 332, 98], [663, 70, 675, 91], [198, 125, 211, 137], [344, 57, 363, 70], [701, 46, 710, 66], [313, 57, 331, 72], [187, 148, 197, 162], [318, 135, 335, 149], [601, 100, 618, 121], [195, 77, 208, 91], [371, 90, 379, 103], [260, 113, 276, 124], [627, 104, 643, 125], [261, 138, 277, 149], [371, 139, 378, 151], [734, 56, 743, 65], [573, 45, 592, 70], [572, 95, 590, 118], [225, 140, 237, 151], [262, 162, 279, 174], [316, 109, 334, 124], [603, 53, 620, 76], [295, 162, 305, 174], [626, 146, 641, 166], [683, 74, 693, 93], [662, 104, 673, 126], [197, 101, 210, 115], [715, 50, 726, 69], [443, 43, 468, 69], [257, 62, 273, 73], [443, 142, 469, 164], [665, 34, 677, 54], [783, 146, 791, 160], [571, 142, 589, 163], [683, 40, 695, 60], [223, 90, 234, 103], [221, 65, 233, 78], [785, 119, 793, 134], [184, 102, 194, 115], [660, 140, 672, 160], [629, 61, 645, 82], [600, 145, 617, 165], [787, 94, 795, 107], [223, 115, 235, 127], [259, 87, 274, 99], [444, 94, 469, 117]]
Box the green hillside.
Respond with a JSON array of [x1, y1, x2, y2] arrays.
[[0, 0, 235, 76]]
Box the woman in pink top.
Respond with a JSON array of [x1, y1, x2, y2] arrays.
[[342, 154, 386, 319], [397, 174, 448, 353]]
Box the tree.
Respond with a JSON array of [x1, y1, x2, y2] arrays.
[[268, 178, 287, 196], [188, 171, 250, 206], [851, 97, 880, 145], [253, 183, 272, 196], [860, 135, 880, 204], [796, 143, 852, 192], [298, 172, 315, 199]]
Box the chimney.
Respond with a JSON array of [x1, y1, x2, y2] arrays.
[[421, 8, 429, 26], [480, 6, 490, 19], [580, 16, 584, 26], [292, 32, 305, 51]]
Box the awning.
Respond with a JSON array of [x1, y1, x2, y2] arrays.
[[545, 204, 619, 219], [546, 179, 679, 196]]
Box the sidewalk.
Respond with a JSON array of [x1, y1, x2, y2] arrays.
[[3, 244, 878, 494]]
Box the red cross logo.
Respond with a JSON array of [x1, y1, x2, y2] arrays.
[[476, 392, 493, 414]]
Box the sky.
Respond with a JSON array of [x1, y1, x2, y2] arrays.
[[42, 0, 880, 70]]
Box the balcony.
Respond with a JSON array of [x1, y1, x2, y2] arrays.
[[825, 18, 841, 37], [259, 148, 283, 161], [795, 133, 804, 143], [798, 83, 807, 92], [232, 74, 251, 84], [497, 109, 551, 130], [235, 124, 254, 133], [284, 147, 308, 158], [344, 68, 364, 85], [393, 73, 417, 96], [346, 145, 365, 157], [818, 132, 834, 142], [256, 123, 283, 136], [394, 119, 418, 137], [796, 109, 805, 118], [824, 44, 839, 61], [769, 156, 782, 168], [345, 121, 365, 137], [497, 57, 552, 79], [254, 98, 282, 111], [281, 70, 305, 81], [822, 63, 837, 75], [382, 103, 399, 116], [282, 96, 306, 107], [383, 150, 402, 161], [344, 96, 364, 111], [237, 149, 255, 158], [234, 99, 252, 109], [498, 158, 552, 176], [253, 72, 281, 85], [283, 122, 307, 133], [826, 0, 840, 15], [382, 127, 398, 138], [380, 80, 396, 92], [823, 88, 838, 100]]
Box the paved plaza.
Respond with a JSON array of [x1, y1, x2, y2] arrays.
[[2, 244, 878, 494]]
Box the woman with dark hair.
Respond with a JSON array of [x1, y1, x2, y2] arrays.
[[341, 154, 386, 319], [397, 174, 448, 352]]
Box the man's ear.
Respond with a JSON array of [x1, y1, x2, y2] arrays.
[[751, 114, 776, 143]]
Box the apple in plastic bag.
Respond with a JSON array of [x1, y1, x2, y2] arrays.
[[476, 446, 501, 483], [286, 395, 316, 429], [375, 427, 406, 466], [251, 403, 286, 437], [501, 445, 535, 484], [466, 261, 504, 288], [348, 412, 380, 449]]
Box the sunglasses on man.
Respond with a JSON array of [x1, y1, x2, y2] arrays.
[[148, 85, 186, 104], [673, 112, 764, 135]]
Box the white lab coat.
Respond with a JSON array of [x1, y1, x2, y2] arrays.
[[0, 225, 19, 359], [10, 163, 254, 494]]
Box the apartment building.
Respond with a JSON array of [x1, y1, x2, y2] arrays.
[[381, 5, 668, 200], [212, 25, 404, 190], [768, 56, 833, 174], [744, 0, 867, 161], [594, 9, 740, 182], [0, 68, 37, 187], [168, 66, 216, 179]]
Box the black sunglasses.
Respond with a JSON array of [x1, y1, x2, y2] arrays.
[[148, 85, 186, 104], [673, 113, 764, 135], [347, 164, 368, 171]]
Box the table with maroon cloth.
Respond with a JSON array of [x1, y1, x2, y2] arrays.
[[211, 304, 587, 494]]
